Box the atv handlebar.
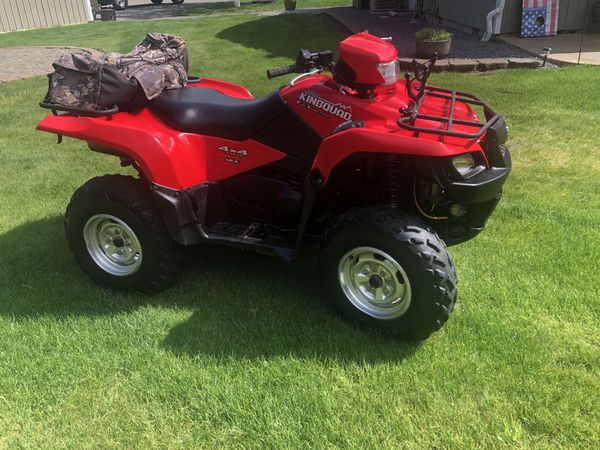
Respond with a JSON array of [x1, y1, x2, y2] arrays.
[[267, 49, 334, 80], [267, 65, 299, 79]]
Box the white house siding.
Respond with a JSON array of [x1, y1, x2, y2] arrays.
[[421, 0, 600, 34], [0, 0, 93, 33]]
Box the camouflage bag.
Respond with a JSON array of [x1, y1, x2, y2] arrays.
[[42, 33, 188, 113], [106, 33, 188, 100], [43, 49, 103, 111]]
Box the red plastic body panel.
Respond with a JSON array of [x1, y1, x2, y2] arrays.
[[187, 77, 254, 100], [314, 127, 470, 183], [338, 32, 398, 86], [280, 75, 486, 182], [281, 76, 483, 141], [37, 109, 285, 189], [38, 63, 489, 188], [37, 78, 285, 190]]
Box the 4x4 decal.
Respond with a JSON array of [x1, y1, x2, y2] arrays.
[[297, 91, 352, 121], [218, 145, 248, 164]]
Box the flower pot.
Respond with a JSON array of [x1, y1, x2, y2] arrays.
[[284, 0, 296, 10], [416, 39, 451, 59]]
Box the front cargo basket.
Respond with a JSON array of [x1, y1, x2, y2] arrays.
[[397, 86, 500, 139], [397, 58, 500, 139]]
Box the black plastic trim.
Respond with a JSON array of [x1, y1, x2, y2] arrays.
[[447, 166, 510, 203], [416, 144, 511, 245], [294, 168, 324, 257], [253, 103, 323, 177], [331, 120, 365, 135], [151, 183, 208, 245]]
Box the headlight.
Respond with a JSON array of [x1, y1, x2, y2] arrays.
[[377, 59, 400, 85], [452, 154, 476, 177]]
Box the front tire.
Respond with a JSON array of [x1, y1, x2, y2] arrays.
[[321, 207, 457, 341], [65, 175, 184, 293]]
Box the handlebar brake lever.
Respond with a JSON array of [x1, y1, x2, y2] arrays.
[[290, 68, 322, 86]]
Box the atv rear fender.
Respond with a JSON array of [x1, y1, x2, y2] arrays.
[[37, 109, 208, 189], [36, 77, 258, 189], [36, 108, 285, 190]]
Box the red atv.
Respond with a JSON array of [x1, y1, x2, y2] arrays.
[[37, 33, 511, 340]]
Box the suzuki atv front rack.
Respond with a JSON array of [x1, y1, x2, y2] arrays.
[[398, 58, 500, 140]]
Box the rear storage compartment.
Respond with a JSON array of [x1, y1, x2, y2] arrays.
[[41, 33, 188, 115]]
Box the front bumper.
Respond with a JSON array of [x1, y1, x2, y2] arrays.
[[417, 117, 512, 245], [445, 145, 511, 204]]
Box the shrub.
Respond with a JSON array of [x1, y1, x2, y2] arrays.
[[415, 28, 452, 42]]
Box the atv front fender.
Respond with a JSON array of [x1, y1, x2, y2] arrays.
[[312, 127, 482, 184]]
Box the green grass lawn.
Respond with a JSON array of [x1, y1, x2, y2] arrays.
[[0, 14, 599, 448]]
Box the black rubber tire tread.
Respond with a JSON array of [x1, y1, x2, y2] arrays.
[[65, 175, 184, 293], [321, 206, 458, 341]]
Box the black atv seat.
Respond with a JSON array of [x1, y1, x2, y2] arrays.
[[149, 86, 286, 141]]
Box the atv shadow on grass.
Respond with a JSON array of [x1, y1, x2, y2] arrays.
[[215, 14, 349, 60], [0, 217, 419, 363]]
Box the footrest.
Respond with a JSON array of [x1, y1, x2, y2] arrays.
[[205, 222, 264, 241]]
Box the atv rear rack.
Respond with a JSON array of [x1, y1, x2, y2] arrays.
[[397, 58, 499, 139], [39, 101, 119, 118]]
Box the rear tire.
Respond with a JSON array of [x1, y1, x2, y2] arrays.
[[65, 175, 184, 293], [113, 0, 128, 10], [321, 206, 457, 341]]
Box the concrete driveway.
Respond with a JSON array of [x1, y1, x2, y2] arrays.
[[501, 33, 600, 65], [128, 0, 217, 5], [118, 0, 222, 20], [0, 47, 86, 83]]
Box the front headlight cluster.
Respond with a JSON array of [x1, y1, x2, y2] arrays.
[[452, 154, 475, 177], [376, 59, 400, 85], [451, 153, 485, 179]]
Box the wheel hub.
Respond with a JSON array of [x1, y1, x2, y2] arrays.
[[112, 236, 125, 248], [338, 246, 412, 320], [83, 214, 143, 276], [368, 274, 384, 288]]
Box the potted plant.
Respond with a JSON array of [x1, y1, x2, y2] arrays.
[[284, 0, 296, 10], [415, 28, 452, 59]]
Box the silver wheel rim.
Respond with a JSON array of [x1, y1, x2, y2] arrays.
[[338, 246, 412, 320], [83, 214, 143, 276]]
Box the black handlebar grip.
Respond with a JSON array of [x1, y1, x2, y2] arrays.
[[267, 65, 298, 79]]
